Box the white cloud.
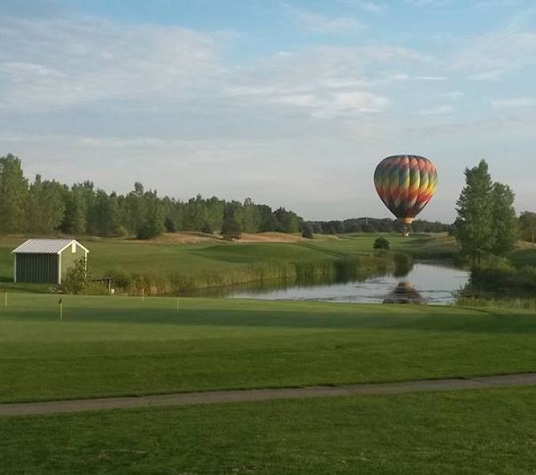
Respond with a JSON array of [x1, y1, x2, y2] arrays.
[[270, 91, 389, 118], [228, 45, 426, 92], [346, 1, 389, 15], [414, 76, 448, 81], [451, 31, 536, 80], [0, 16, 221, 110], [223, 45, 424, 118], [477, 0, 533, 9], [418, 105, 455, 115], [405, 0, 453, 6], [443, 91, 464, 99], [491, 97, 536, 108], [286, 6, 362, 34]]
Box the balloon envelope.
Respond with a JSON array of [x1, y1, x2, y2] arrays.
[[374, 155, 437, 224]]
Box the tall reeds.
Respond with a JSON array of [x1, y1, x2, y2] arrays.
[[105, 253, 399, 296]]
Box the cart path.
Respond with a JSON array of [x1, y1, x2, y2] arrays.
[[2, 373, 536, 417]]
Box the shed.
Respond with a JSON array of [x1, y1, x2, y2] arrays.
[[12, 239, 89, 284]]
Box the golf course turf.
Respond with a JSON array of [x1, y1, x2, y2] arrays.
[[1, 294, 536, 403], [1, 387, 536, 474], [1, 234, 535, 473]]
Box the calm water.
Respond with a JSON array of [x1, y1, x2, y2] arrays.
[[226, 263, 469, 305]]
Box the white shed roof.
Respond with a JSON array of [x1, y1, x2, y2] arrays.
[[12, 239, 89, 254]]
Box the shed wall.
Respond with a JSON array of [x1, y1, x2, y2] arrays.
[[60, 245, 87, 280], [15, 254, 59, 284]]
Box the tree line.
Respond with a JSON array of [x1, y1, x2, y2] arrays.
[[1, 153, 455, 240], [0, 154, 303, 238], [304, 217, 450, 235]]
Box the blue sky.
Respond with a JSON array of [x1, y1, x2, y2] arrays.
[[1, 0, 535, 222]]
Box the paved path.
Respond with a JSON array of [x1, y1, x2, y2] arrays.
[[2, 373, 536, 417]]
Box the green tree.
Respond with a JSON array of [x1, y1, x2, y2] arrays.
[[274, 207, 302, 233], [301, 223, 314, 239], [519, 211, 536, 245], [61, 186, 88, 235], [221, 202, 242, 240], [92, 190, 121, 236], [0, 154, 28, 233], [25, 175, 66, 234], [221, 218, 241, 240], [241, 198, 262, 233], [183, 194, 207, 231], [257, 204, 277, 232], [136, 190, 165, 240], [123, 182, 147, 235], [454, 160, 495, 264], [373, 237, 390, 250], [61, 257, 89, 294], [490, 183, 518, 256]]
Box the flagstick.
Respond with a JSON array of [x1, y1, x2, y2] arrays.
[[59, 298, 63, 321]]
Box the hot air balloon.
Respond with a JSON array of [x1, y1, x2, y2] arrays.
[[373, 155, 438, 236]]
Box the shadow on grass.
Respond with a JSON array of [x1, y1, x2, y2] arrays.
[[3, 298, 536, 334]]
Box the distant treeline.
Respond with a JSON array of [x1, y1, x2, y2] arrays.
[[0, 154, 303, 238], [305, 218, 451, 235], [0, 154, 451, 239]]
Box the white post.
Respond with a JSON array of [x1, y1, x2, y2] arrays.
[[58, 252, 62, 284]]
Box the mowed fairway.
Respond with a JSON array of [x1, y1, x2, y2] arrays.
[[1, 388, 536, 474], [1, 294, 536, 403], [2, 295, 536, 473]]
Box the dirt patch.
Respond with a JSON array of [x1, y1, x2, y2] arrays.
[[238, 233, 303, 243], [119, 232, 312, 245], [152, 232, 222, 244]]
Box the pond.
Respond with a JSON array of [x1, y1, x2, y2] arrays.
[[192, 262, 469, 305]]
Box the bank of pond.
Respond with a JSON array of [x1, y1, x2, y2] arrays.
[[104, 252, 536, 308], [2, 234, 536, 308]]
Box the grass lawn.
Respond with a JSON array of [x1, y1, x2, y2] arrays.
[[1, 387, 535, 474], [1, 294, 535, 403], [0, 234, 458, 291]]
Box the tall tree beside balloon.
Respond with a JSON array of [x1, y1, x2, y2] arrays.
[[374, 155, 438, 236]]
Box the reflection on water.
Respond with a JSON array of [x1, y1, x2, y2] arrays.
[[190, 263, 469, 305]]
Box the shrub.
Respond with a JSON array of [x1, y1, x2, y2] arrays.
[[61, 258, 89, 294], [373, 237, 390, 250], [301, 225, 314, 239]]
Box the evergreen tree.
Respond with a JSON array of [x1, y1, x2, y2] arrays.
[[454, 160, 495, 264]]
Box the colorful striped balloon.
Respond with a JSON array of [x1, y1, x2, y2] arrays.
[[373, 155, 438, 224]]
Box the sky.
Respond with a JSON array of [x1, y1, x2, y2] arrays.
[[0, 0, 535, 223]]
